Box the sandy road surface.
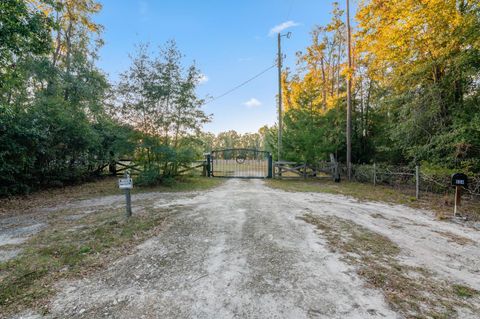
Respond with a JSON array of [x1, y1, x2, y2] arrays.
[[8, 179, 480, 318]]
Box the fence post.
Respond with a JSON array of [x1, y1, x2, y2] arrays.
[[415, 165, 420, 199], [206, 154, 211, 177], [268, 154, 273, 179], [202, 161, 207, 177], [109, 160, 117, 176], [373, 162, 376, 186]]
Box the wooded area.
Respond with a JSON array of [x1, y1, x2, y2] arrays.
[[1, 0, 480, 196], [0, 0, 210, 195], [263, 1, 480, 177]]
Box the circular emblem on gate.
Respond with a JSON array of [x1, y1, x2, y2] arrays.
[[236, 156, 246, 164]]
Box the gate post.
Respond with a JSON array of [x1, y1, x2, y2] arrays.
[[268, 153, 273, 178], [206, 153, 212, 177]]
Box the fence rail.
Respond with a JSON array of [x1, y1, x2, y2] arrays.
[[96, 159, 207, 177], [273, 161, 338, 180]]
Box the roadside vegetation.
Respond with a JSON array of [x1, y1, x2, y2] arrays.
[[267, 179, 480, 221], [259, 1, 480, 181], [0, 176, 222, 315], [0, 0, 211, 197], [299, 213, 480, 318], [0, 205, 166, 315], [3, 0, 479, 196]]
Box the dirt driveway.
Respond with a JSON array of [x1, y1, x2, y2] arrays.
[[9, 179, 480, 318]]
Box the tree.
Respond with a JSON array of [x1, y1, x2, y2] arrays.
[[117, 42, 210, 141], [116, 41, 210, 180], [283, 2, 346, 113], [0, 0, 53, 104], [0, 0, 132, 195], [276, 2, 349, 163], [356, 0, 480, 169]]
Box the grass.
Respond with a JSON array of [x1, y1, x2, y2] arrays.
[[0, 176, 223, 217], [453, 285, 479, 298], [267, 179, 480, 221], [0, 205, 168, 315], [432, 230, 475, 246], [0, 176, 223, 315], [299, 213, 480, 318]]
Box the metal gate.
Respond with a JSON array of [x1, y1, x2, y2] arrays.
[[207, 149, 272, 178]]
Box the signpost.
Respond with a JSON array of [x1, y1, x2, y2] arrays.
[[118, 172, 133, 218], [451, 173, 468, 217]]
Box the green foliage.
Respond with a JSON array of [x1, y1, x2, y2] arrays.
[[134, 137, 198, 186], [268, 1, 480, 174], [115, 41, 210, 184], [0, 0, 136, 196], [0, 0, 53, 101], [135, 168, 176, 187], [197, 130, 266, 154], [116, 41, 210, 140], [354, 0, 480, 171], [282, 106, 345, 163], [0, 103, 135, 195], [135, 167, 163, 187]]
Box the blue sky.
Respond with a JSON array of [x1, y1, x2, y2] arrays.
[[95, 0, 348, 134]]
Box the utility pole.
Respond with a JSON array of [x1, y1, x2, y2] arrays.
[[277, 32, 283, 163], [277, 32, 291, 163], [346, 0, 353, 180]]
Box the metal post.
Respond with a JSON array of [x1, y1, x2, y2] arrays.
[[454, 186, 458, 217], [373, 162, 376, 186], [415, 165, 420, 200], [277, 33, 283, 163], [206, 154, 211, 177], [124, 172, 132, 218], [125, 188, 132, 218], [268, 154, 273, 179]]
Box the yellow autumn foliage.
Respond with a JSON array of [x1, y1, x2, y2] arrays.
[[282, 2, 347, 114], [356, 0, 477, 90]]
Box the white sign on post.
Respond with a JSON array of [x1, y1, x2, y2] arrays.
[[118, 177, 133, 189]]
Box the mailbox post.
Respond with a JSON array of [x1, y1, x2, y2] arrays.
[[451, 173, 468, 217], [118, 172, 133, 218]]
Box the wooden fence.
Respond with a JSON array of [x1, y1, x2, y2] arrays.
[[273, 161, 339, 180], [96, 159, 207, 177]]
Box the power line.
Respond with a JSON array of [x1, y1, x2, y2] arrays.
[[204, 64, 276, 105], [286, 0, 295, 20]]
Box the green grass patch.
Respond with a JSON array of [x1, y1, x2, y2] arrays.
[[132, 176, 224, 194], [267, 179, 417, 204], [0, 206, 169, 315], [453, 284, 479, 298], [299, 213, 480, 318]]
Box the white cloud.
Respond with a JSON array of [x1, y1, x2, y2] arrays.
[[268, 20, 300, 37], [197, 74, 209, 84], [244, 98, 262, 108]]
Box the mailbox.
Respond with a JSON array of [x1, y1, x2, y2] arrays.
[[451, 173, 468, 187]]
